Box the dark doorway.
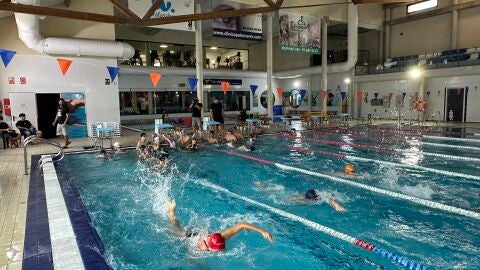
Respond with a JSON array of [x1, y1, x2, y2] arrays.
[[445, 88, 464, 122], [36, 93, 60, 139]]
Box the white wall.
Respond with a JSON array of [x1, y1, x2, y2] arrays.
[[0, 54, 120, 125], [356, 72, 480, 122]]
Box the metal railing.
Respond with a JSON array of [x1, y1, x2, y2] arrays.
[[23, 135, 65, 175]]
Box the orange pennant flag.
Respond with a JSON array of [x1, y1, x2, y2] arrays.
[[277, 87, 284, 97], [150, 72, 161, 87], [321, 90, 327, 99], [221, 81, 230, 95], [57, 58, 73, 76]]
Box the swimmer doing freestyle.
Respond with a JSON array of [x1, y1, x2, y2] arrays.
[[167, 199, 273, 251]]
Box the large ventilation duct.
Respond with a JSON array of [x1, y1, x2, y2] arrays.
[[14, 0, 134, 59], [274, 3, 358, 78]]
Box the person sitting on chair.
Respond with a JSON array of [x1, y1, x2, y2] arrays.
[[0, 116, 21, 148], [16, 113, 42, 139]]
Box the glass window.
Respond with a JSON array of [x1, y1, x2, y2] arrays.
[[204, 91, 251, 112], [119, 91, 149, 115], [121, 90, 200, 115], [119, 40, 147, 66]]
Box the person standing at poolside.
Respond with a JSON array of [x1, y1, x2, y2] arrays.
[[210, 96, 225, 131], [190, 98, 203, 133], [166, 199, 273, 252], [52, 98, 71, 148]]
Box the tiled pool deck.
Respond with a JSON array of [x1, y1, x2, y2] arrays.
[[0, 121, 478, 269]]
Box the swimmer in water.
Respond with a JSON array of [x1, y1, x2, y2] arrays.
[[96, 149, 111, 160], [238, 145, 255, 152], [153, 152, 169, 170], [207, 131, 219, 144], [289, 128, 297, 135], [136, 132, 148, 152], [301, 189, 346, 212], [342, 164, 356, 176], [190, 137, 198, 151], [166, 199, 273, 252], [113, 142, 124, 154], [162, 134, 178, 149], [225, 129, 237, 147]]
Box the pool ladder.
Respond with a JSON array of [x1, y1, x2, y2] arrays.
[[23, 135, 65, 175]]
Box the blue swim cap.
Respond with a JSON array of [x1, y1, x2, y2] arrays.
[[305, 189, 318, 200], [250, 146, 255, 151]]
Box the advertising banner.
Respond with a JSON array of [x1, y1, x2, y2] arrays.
[[279, 11, 321, 54], [212, 0, 262, 41], [60, 92, 87, 138], [128, 0, 194, 31]]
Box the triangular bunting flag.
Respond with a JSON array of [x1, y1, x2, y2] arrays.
[[277, 87, 284, 97], [250, 85, 258, 95], [426, 91, 431, 98], [57, 58, 73, 75], [341, 92, 347, 100], [107, 66, 120, 82], [150, 73, 161, 87], [0, 49, 16, 68], [221, 81, 230, 95], [321, 90, 327, 99], [300, 89, 307, 100], [373, 93, 378, 99], [188, 77, 198, 91], [356, 91, 363, 101], [402, 92, 406, 99]]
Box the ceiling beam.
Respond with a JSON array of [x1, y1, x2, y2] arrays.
[[263, 0, 276, 7], [0, 1, 131, 24], [142, 0, 163, 20], [143, 6, 277, 26], [109, 0, 141, 20], [353, 0, 414, 3], [276, 0, 285, 7]]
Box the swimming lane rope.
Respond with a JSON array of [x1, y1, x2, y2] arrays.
[[197, 179, 429, 270], [287, 146, 480, 183], [221, 151, 480, 221], [422, 135, 480, 143]]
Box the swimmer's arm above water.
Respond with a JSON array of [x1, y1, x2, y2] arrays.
[[167, 200, 188, 236], [220, 222, 273, 242], [328, 198, 346, 212]]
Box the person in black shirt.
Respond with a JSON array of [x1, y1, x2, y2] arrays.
[[210, 96, 225, 130], [16, 113, 41, 138], [0, 116, 21, 148], [52, 98, 71, 148], [189, 98, 203, 132]]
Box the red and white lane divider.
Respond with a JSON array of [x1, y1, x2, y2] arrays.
[[197, 179, 429, 270], [422, 135, 480, 143], [288, 146, 480, 182], [275, 134, 395, 152], [221, 151, 480, 221]]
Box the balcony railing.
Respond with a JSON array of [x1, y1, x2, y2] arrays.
[[355, 48, 480, 76]]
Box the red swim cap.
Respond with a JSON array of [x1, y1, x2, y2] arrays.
[[207, 233, 225, 251]]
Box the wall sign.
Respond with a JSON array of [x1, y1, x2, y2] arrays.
[[8, 77, 14, 85], [211, 0, 262, 41], [203, 78, 242, 86], [20, 77, 26, 84], [279, 11, 321, 54], [128, 0, 194, 31]]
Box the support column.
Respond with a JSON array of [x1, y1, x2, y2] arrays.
[[353, 83, 360, 118], [418, 77, 425, 100], [451, 0, 458, 49], [308, 76, 312, 111], [267, 12, 273, 118], [384, 8, 391, 60], [378, 30, 384, 64], [321, 16, 328, 114], [195, 3, 204, 104]]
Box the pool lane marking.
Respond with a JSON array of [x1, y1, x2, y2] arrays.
[[422, 135, 480, 143], [222, 151, 480, 221], [305, 130, 407, 144], [415, 141, 480, 151], [344, 125, 476, 137], [197, 179, 429, 270], [275, 134, 394, 152], [41, 157, 86, 270], [287, 146, 480, 182]]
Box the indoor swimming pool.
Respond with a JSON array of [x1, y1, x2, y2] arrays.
[[59, 126, 480, 270]]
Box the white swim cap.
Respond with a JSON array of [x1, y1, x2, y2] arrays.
[[114, 142, 121, 148]]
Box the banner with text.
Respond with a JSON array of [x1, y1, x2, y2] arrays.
[[212, 0, 262, 41], [279, 11, 321, 54], [128, 0, 194, 31]]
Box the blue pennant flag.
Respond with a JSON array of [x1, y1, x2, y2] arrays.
[[341, 91, 347, 100], [426, 91, 431, 98], [373, 92, 378, 99], [300, 89, 307, 100], [188, 77, 198, 91], [0, 49, 16, 68], [250, 85, 258, 95], [107, 66, 120, 82], [402, 92, 407, 99]]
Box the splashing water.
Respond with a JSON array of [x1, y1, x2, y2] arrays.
[[380, 165, 435, 199]]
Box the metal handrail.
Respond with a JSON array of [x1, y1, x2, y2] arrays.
[[23, 136, 64, 175]]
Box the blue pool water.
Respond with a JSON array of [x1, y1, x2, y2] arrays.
[[62, 127, 480, 270]]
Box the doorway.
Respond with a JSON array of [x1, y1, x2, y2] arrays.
[[445, 88, 467, 122], [36, 93, 60, 139]]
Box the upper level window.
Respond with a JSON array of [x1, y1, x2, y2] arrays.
[[407, 0, 438, 14]]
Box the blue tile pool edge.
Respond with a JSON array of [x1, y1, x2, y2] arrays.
[[23, 154, 112, 270], [23, 155, 53, 270]]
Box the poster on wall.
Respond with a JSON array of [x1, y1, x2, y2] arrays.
[[327, 86, 342, 107], [60, 92, 87, 138], [252, 93, 259, 107], [128, 0, 194, 31], [279, 11, 321, 54], [211, 0, 262, 41]]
